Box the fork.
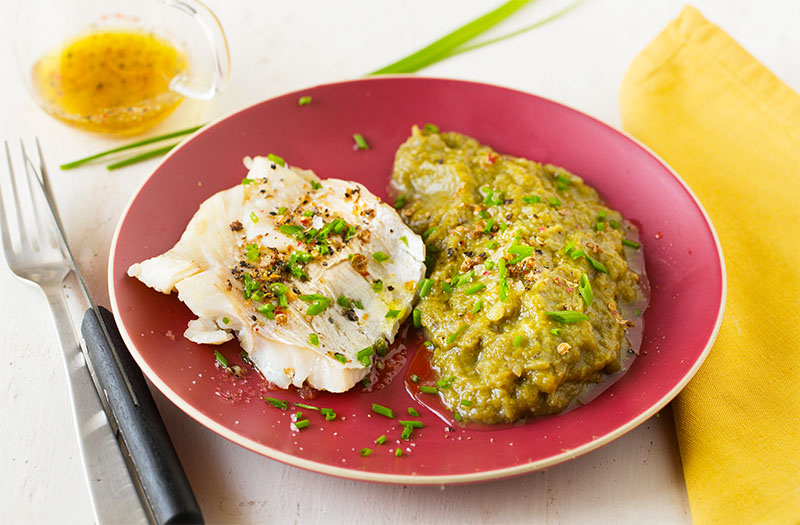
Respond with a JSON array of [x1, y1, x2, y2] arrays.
[[1, 140, 148, 524]]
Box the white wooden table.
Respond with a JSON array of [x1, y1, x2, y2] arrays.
[[2, 1, 797, 523]]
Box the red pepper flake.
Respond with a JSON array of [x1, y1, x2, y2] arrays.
[[488, 153, 497, 164]]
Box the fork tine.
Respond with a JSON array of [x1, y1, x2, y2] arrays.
[[22, 143, 59, 252], [18, 140, 43, 252], [4, 140, 31, 252], [35, 137, 62, 227], [0, 142, 15, 254]]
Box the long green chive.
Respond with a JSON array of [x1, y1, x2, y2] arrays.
[[376, 435, 387, 445], [464, 283, 485, 295], [410, 374, 421, 383], [546, 311, 590, 323], [422, 226, 437, 240], [394, 194, 407, 208], [401, 426, 414, 440], [337, 295, 351, 308], [356, 347, 374, 367], [385, 309, 401, 318], [418, 278, 433, 297], [498, 258, 509, 302], [372, 403, 394, 418], [471, 300, 483, 314], [360, 448, 373, 457], [298, 95, 312, 106], [447, 324, 467, 344], [579, 273, 593, 306], [460, 399, 473, 407], [265, 397, 288, 410], [585, 254, 608, 273], [395, 448, 403, 457], [512, 335, 523, 347], [408, 407, 419, 417], [423, 123, 440, 133], [309, 333, 320, 346], [622, 239, 641, 248], [353, 133, 370, 150], [215, 350, 228, 368], [294, 419, 310, 430], [373, 251, 390, 262], [522, 195, 542, 204], [267, 153, 285, 167], [550, 328, 562, 336], [106, 142, 180, 170], [400, 235, 409, 246], [294, 403, 319, 411], [61, 124, 203, 170], [419, 385, 438, 394], [333, 352, 347, 364], [412, 309, 422, 328]]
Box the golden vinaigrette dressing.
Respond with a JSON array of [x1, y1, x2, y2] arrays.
[[32, 30, 187, 135]]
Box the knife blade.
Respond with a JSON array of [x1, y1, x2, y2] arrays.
[[27, 140, 204, 525]]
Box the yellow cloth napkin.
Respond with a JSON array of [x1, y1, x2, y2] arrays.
[[620, 6, 800, 524]]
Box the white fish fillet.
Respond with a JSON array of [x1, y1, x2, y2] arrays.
[[128, 157, 425, 392]]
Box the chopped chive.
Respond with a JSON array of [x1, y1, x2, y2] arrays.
[[294, 403, 319, 411], [267, 153, 285, 167], [546, 311, 590, 323], [222, 317, 230, 325], [479, 210, 491, 219], [301, 209, 314, 218], [484, 260, 495, 270], [310, 180, 322, 190], [579, 273, 593, 306], [597, 210, 607, 221], [522, 195, 542, 204], [486, 240, 499, 250], [461, 399, 473, 407], [385, 309, 401, 318], [309, 333, 320, 346], [394, 194, 407, 208], [279, 294, 289, 308], [550, 328, 562, 336], [241, 177, 255, 185], [563, 240, 576, 254], [270, 282, 288, 296], [410, 374, 420, 383], [360, 448, 373, 457], [424, 340, 434, 350], [249, 211, 259, 223], [622, 239, 641, 248], [353, 299, 364, 309], [279, 224, 303, 238], [265, 397, 288, 410], [257, 303, 276, 319], [419, 385, 438, 394], [471, 300, 483, 314], [423, 123, 439, 133], [299, 293, 328, 302], [298, 95, 312, 106], [453, 411, 463, 423], [609, 219, 620, 229], [508, 245, 535, 257], [571, 249, 585, 260], [400, 235, 409, 246], [408, 407, 419, 417], [399, 420, 423, 430], [372, 280, 383, 293], [512, 335, 523, 347], [372, 403, 394, 418], [484, 218, 495, 233], [441, 281, 452, 294], [447, 324, 467, 344], [215, 350, 228, 368], [353, 133, 369, 150], [337, 295, 351, 308], [412, 309, 422, 328], [245, 243, 260, 261], [401, 426, 414, 440], [418, 278, 433, 298], [596, 221, 606, 231], [422, 226, 437, 240], [395, 448, 403, 457], [372, 251, 390, 262], [585, 254, 608, 273], [548, 197, 561, 207], [294, 419, 310, 430], [356, 347, 374, 367], [635, 308, 642, 317], [333, 352, 347, 364], [321, 408, 337, 421], [376, 435, 387, 445], [464, 283, 485, 295], [345, 225, 357, 240], [374, 339, 388, 357], [306, 299, 331, 316]]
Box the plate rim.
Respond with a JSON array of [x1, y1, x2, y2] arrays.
[[108, 76, 727, 484]]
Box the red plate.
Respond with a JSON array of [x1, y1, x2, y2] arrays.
[[109, 77, 725, 484]]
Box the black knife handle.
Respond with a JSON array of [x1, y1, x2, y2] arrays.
[[81, 307, 203, 525]]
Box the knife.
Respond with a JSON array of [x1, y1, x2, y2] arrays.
[[27, 140, 204, 525]]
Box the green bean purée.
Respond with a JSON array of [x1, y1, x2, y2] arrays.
[[391, 127, 646, 424]]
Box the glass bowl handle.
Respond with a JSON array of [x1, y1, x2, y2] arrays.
[[165, 0, 230, 100]]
